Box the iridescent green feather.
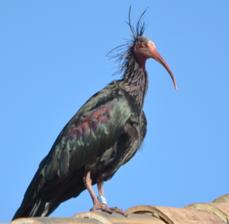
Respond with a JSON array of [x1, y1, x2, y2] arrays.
[[41, 82, 133, 180]]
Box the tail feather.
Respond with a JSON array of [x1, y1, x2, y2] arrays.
[[13, 199, 46, 219], [12, 167, 86, 220], [12, 171, 48, 219]]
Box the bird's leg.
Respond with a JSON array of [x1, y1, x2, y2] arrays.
[[97, 177, 126, 216], [83, 171, 111, 213], [97, 177, 108, 205], [83, 171, 99, 209]]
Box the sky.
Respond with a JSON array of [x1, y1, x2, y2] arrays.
[[0, 0, 229, 221]]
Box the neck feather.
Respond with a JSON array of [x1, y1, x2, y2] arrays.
[[120, 55, 148, 109]]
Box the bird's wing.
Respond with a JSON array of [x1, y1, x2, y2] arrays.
[[41, 82, 133, 179], [13, 82, 134, 218]]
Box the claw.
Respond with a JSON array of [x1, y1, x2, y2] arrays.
[[90, 203, 127, 216], [109, 207, 127, 216], [90, 202, 112, 214]]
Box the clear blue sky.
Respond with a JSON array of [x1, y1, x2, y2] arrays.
[[1, 0, 229, 221]]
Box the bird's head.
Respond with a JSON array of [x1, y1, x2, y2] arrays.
[[132, 36, 177, 89], [111, 7, 177, 89]]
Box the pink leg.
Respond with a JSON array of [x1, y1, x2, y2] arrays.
[[97, 177, 107, 204], [97, 177, 126, 216], [83, 171, 111, 213], [83, 171, 100, 208]]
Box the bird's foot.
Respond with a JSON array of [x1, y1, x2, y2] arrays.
[[109, 207, 127, 216], [90, 203, 127, 216], [90, 202, 113, 214]]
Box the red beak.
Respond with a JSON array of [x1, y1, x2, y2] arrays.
[[149, 43, 177, 89]]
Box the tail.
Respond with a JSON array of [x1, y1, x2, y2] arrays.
[[12, 166, 86, 220], [12, 198, 52, 220], [12, 171, 54, 220]]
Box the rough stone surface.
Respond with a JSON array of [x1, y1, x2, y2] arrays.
[[12, 194, 229, 224]]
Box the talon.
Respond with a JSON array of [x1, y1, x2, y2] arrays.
[[109, 207, 127, 216], [101, 204, 113, 214], [90, 202, 112, 214]]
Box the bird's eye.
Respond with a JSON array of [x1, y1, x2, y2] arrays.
[[137, 42, 145, 48]]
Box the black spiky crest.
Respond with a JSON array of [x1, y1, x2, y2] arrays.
[[127, 6, 146, 40], [108, 7, 148, 77]]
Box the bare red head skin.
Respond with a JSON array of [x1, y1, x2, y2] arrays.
[[133, 36, 177, 89]]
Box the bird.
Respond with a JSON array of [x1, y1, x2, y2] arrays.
[[12, 9, 177, 220]]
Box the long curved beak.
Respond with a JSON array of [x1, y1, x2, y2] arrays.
[[149, 44, 177, 90]]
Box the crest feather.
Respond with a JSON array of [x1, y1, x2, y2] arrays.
[[108, 7, 148, 76]]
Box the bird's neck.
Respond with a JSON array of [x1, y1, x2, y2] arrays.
[[120, 56, 148, 109]]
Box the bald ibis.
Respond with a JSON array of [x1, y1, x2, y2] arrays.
[[12, 10, 176, 219]]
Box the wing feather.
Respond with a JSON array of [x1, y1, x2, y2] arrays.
[[40, 82, 132, 181], [13, 82, 142, 218]]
